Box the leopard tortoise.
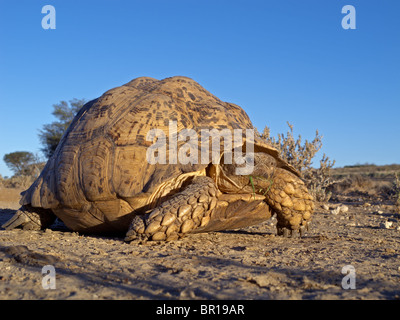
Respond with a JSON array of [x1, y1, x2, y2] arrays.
[[2, 76, 314, 241]]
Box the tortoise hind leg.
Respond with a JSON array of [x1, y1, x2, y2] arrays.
[[2, 205, 56, 231], [125, 176, 218, 242]]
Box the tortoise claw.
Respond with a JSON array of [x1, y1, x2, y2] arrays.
[[283, 227, 291, 237], [124, 216, 146, 242], [124, 231, 138, 242], [277, 226, 291, 237], [124, 232, 147, 242], [299, 225, 306, 237], [277, 222, 310, 238]]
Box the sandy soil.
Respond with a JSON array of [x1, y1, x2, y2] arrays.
[[0, 190, 399, 300]]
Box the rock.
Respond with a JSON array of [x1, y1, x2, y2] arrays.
[[331, 205, 349, 215], [179, 288, 196, 299], [248, 272, 283, 288], [322, 204, 330, 211], [331, 208, 340, 215], [380, 221, 393, 229], [249, 275, 271, 287]]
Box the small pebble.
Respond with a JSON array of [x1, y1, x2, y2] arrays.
[[380, 221, 393, 229], [330, 205, 349, 215]]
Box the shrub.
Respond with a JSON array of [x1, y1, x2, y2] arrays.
[[3, 151, 36, 176], [0, 160, 45, 190], [394, 172, 400, 212], [0, 175, 36, 189], [257, 122, 336, 202], [38, 98, 86, 158]]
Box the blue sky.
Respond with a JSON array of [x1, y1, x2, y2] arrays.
[[0, 0, 399, 177]]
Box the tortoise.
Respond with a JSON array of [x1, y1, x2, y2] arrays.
[[2, 76, 314, 241]]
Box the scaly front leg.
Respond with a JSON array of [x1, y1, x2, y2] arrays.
[[125, 176, 218, 242], [264, 168, 314, 237]]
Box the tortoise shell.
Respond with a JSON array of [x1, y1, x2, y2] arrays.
[[21, 76, 274, 232]]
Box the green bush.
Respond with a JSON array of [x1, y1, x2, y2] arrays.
[[38, 98, 86, 158]]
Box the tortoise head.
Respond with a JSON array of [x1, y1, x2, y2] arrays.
[[212, 152, 278, 195]]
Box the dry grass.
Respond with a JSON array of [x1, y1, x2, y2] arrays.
[[329, 174, 390, 195], [0, 175, 36, 189], [332, 163, 400, 179], [328, 164, 400, 207], [0, 187, 23, 209]]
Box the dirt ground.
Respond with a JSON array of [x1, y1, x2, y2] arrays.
[[0, 188, 399, 300]]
